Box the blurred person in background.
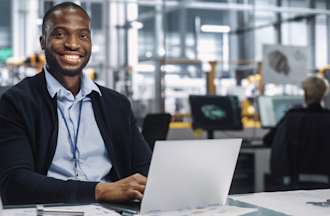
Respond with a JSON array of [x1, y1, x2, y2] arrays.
[[263, 75, 330, 146]]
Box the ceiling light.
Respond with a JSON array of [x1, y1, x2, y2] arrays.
[[131, 21, 144, 29], [201, 25, 231, 33]]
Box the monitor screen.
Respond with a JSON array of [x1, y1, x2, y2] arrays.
[[258, 95, 304, 128], [189, 95, 243, 131]]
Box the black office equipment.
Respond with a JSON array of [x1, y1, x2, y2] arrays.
[[230, 152, 255, 194], [189, 95, 243, 139], [141, 113, 171, 150]]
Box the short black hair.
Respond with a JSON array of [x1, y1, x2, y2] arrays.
[[42, 1, 90, 35]]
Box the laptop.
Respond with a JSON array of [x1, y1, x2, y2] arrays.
[[0, 195, 2, 216], [104, 139, 242, 215]]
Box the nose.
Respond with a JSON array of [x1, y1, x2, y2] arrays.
[[64, 34, 80, 50]]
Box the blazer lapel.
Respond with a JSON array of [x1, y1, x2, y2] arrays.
[[36, 70, 59, 173], [89, 91, 120, 179]]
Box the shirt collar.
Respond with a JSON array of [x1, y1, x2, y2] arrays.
[[44, 66, 102, 99]]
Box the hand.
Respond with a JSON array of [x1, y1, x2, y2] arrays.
[[95, 173, 147, 202]]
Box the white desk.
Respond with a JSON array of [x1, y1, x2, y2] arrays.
[[231, 189, 330, 216], [8, 189, 327, 216]]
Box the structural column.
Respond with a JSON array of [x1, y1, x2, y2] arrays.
[[103, 0, 127, 89], [12, 0, 39, 58], [103, 0, 112, 88], [153, 3, 165, 112], [275, 0, 282, 44], [179, 0, 188, 58], [236, 0, 255, 62], [327, 0, 330, 64], [306, 0, 316, 71]]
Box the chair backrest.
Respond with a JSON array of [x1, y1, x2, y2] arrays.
[[0, 86, 11, 98], [271, 110, 330, 187], [142, 113, 172, 150]]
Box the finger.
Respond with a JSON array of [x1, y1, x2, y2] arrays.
[[131, 173, 147, 185], [128, 181, 145, 192], [130, 183, 145, 193], [130, 190, 143, 200]]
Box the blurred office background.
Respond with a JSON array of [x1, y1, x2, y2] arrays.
[[1, 0, 330, 194]]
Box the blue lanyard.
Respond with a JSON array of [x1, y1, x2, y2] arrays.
[[58, 100, 83, 176]]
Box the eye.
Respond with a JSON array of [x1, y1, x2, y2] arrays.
[[80, 31, 90, 40], [52, 30, 65, 39]]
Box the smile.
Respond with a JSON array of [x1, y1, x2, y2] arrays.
[[60, 54, 82, 64]]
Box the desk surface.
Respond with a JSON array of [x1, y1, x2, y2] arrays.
[[4, 190, 329, 215], [2, 201, 284, 216], [231, 189, 330, 216], [5, 189, 330, 216], [228, 198, 286, 216], [2, 199, 285, 216]]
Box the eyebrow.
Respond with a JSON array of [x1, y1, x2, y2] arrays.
[[50, 26, 91, 33]]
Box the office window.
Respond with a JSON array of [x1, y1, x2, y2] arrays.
[[0, 0, 12, 48], [315, 15, 327, 68], [254, 10, 276, 61], [43, 0, 54, 14], [315, 0, 328, 68], [91, 3, 102, 30], [281, 0, 308, 46]]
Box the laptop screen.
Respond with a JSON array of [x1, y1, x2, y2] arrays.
[[141, 139, 242, 214]]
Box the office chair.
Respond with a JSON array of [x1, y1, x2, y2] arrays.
[[268, 110, 330, 191], [141, 113, 172, 150], [0, 86, 11, 98]]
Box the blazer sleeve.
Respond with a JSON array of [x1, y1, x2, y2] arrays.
[[0, 93, 98, 205], [126, 100, 152, 176]]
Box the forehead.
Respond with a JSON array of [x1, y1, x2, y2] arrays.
[[46, 7, 90, 31]]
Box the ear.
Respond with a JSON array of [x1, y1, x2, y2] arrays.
[[40, 35, 45, 50]]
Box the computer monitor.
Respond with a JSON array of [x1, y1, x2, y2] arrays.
[[189, 95, 243, 133], [258, 95, 304, 128]]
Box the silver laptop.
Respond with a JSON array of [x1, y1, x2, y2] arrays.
[[0, 196, 2, 216], [140, 139, 242, 214]]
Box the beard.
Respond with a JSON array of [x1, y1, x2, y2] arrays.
[[44, 49, 90, 77]]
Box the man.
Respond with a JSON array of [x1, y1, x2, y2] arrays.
[[263, 75, 330, 146], [0, 2, 151, 205], [302, 75, 329, 107], [263, 76, 330, 182]]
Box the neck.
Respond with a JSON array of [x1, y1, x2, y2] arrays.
[[47, 68, 82, 96], [61, 76, 81, 96]]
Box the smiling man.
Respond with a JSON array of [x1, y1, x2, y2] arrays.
[[0, 2, 151, 205]]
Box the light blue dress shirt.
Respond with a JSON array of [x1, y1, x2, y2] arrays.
[[45, 68, 112, 181]]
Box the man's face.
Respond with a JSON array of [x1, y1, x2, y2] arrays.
[[40, 8, 91, 77]]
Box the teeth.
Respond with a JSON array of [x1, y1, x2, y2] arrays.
[[64, 55, 80, 60], [62, 55, 80, 63]]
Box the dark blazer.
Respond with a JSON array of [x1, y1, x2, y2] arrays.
[[0, 71, 151, 205], [269, 103, 330, 178], [264, 104, 328, 146]]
